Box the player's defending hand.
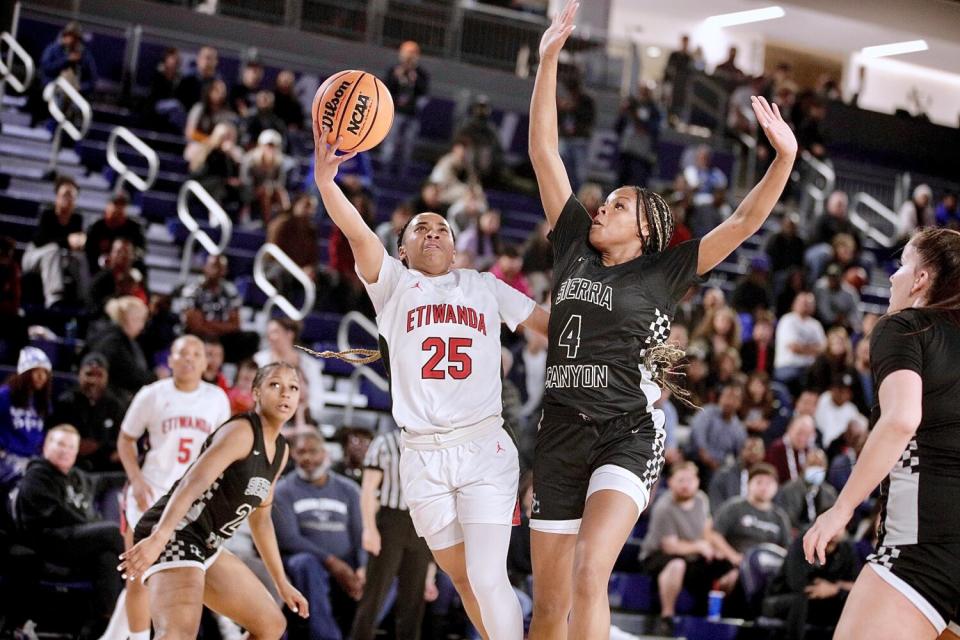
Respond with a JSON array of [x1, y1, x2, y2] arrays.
[[751, 95, 797, 159], [117, 533, 166, 581], [313, 125, 358, 188], [539, 0, 578, 60], [279, 580, 310, 618]]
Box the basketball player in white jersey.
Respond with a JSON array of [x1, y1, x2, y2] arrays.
[[314, 126, 548, 639], [101, 334, 230, 640]]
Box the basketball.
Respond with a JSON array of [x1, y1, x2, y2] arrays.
[[312, 70, 394, 153]]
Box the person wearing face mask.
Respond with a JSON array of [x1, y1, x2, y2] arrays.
[[272, 428, 366, 640], [775, 449, 837, 534]]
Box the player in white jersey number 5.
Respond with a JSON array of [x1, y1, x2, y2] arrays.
[[313, 124, 549, 640]]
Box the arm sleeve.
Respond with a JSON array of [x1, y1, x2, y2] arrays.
[[870, 312, 923, 388], [485, 275, 537, 331], [548, 195, 592, 261], [120, 386, 153, 438], [355, 247, 406, 314], [654, 239, 706, 301], [270, 485, 335, 560]]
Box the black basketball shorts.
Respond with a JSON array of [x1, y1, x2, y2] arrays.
[[133, 522, 223, 583], [530, 406, 665, 534]]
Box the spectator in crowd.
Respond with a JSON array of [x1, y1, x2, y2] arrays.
[[328, 191, 376, 313], [689, 382, 747, 481], [22, 176, 90, 310], [38, 22, 97, 96], [266, 193, 321, 289], [185, 78, 235, 143], [663, 34, 693, 117], [88, 238, 148, 314], [577, 181, 603, 218], [775, 269, 807, 318], [429, 139, 478, 206], [935, 191, 959, 229], [175, 45, 220, 111], [15, 425, 123, 638], [254, 317, 324, 421], [763, 532, 858, 640], [711, 463, 791, 561], [84, 193, 146, 274], [87, 296, 154, 399], [805, 326, 855, 394], [175, 253, 260, 362], [333, 426, 374, 486], [805, 191, 861, 280], [351, 429, 432, 640], [641, 462, 737, 636], [49, 352, 126, 472], [775, 448, 837, 533], [615, 83, 661, 188], [242, 90, 288, 150], [895, 183, 935, 241], [447, 183, 488, 232], [708, 436, 766, 513], [683, 146, 728, 207], [795, 98, 828, 160], [691, 305, 742, 363], [814, 263, 862, 332], [381, 40, 430, 177], [226, 358, 258, 415], [773, 292, 826, 393], [688, 185, 731, 239], [241, 128, 290, 224], [740, 372, 778, 439], [764, 213, 807, 291], [766, 414, 816, 484], [814, 373, 863, 450], [0, 236, 26, 361], [713, 46, 745, 88], [740, 310, 776, 376], [273, 69, 305, 130], [455, 95, 506, 188], [186, 121, 243, 210], [658, 388, 684, 467], [407, 181, 447, 218], [490, 245, 532, 297], [851, 337, 873, 414], [273, 429, 366, 639], [522, 219, 553, 283], [144, 47, 184, 133], [731, 255, 773, 315], [557, 73, 595, 190], [0, 347, 52, 485], [230, 59, 264, 117], [201, 336, 229, 391], [375, 202, 414, 260], [456, 208, 503, 271], [825, 415, 868, 493]]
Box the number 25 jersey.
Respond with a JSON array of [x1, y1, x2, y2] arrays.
[[359, 249, 536, 436]]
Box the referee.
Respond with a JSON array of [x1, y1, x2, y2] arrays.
[[350, 428, 433, 639]]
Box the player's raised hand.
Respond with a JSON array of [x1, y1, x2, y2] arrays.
[[751, 95, 797, 158], [313, 125, 358, 187], [539, 0, 579, 60]]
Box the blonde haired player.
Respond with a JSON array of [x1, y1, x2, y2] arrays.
[[313, 124, 548, 639], [101, 335, 230, 640]]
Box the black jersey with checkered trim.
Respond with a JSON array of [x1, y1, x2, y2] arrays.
[[543, 195, 704, 422], [135, 412, 287, 551], [870, 309, 960, 545]]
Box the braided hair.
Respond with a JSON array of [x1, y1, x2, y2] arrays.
[[632, 186, 675, 255]]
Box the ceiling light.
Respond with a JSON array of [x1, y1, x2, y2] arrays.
[[646, 46, 662, 58], [861, 40, 928, 58], [705, 6, 785, 28]]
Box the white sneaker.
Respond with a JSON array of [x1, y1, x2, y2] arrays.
[[609, 624, 641, 640], [215, 614, 244, 640]]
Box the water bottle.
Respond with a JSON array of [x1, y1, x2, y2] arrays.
[[707, 582, 725, 622]]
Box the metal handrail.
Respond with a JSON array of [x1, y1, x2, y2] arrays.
[[107, 126, 159, 195], [337, 311, 389, 423], [177, 180, 233, 280], [849, 192, 899, 248], [798, 149, 836, 218], [43, 76, 92, 141], [253, 243, 316, 322], [0, 31, 34, 94]]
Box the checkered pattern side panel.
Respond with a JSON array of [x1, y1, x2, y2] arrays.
[[900, 440, 920, 474], [867, 545, 901, 569], [181, 475, 223, 526], [639, 308, 671, 360], [640, 425, 667, 492]]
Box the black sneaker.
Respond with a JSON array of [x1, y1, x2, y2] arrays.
[[651, 615, 676, 638]]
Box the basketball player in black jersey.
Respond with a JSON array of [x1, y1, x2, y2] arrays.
[[805, 228, 960, 640], [118, 362, 309, 639], [527, 2, 797, 636]]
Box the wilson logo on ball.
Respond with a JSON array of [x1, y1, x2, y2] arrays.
[[313, 70, 395, 153], [321, 80, 352, 131]]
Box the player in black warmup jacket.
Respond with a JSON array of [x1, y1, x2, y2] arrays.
[[805, 228, 960, 640], [118, 362, 309, 639], [527, 3, 798, 637]]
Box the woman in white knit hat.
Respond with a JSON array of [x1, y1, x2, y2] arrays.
[[0, 346, 53, 485]]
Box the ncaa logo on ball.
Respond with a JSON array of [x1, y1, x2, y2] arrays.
[[347, 93, 371, 135], [321, 80, 352, 130]]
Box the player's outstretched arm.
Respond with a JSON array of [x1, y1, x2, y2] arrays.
[[529, 0, 578, 227], [313, 125, 385, 284], [118, 420, 253, 580], [697, 96, 797, 275], [803, 370, 921, 565], [520, 305, 550, 338]]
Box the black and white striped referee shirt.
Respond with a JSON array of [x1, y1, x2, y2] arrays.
[[363, 429, 406, 510]]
